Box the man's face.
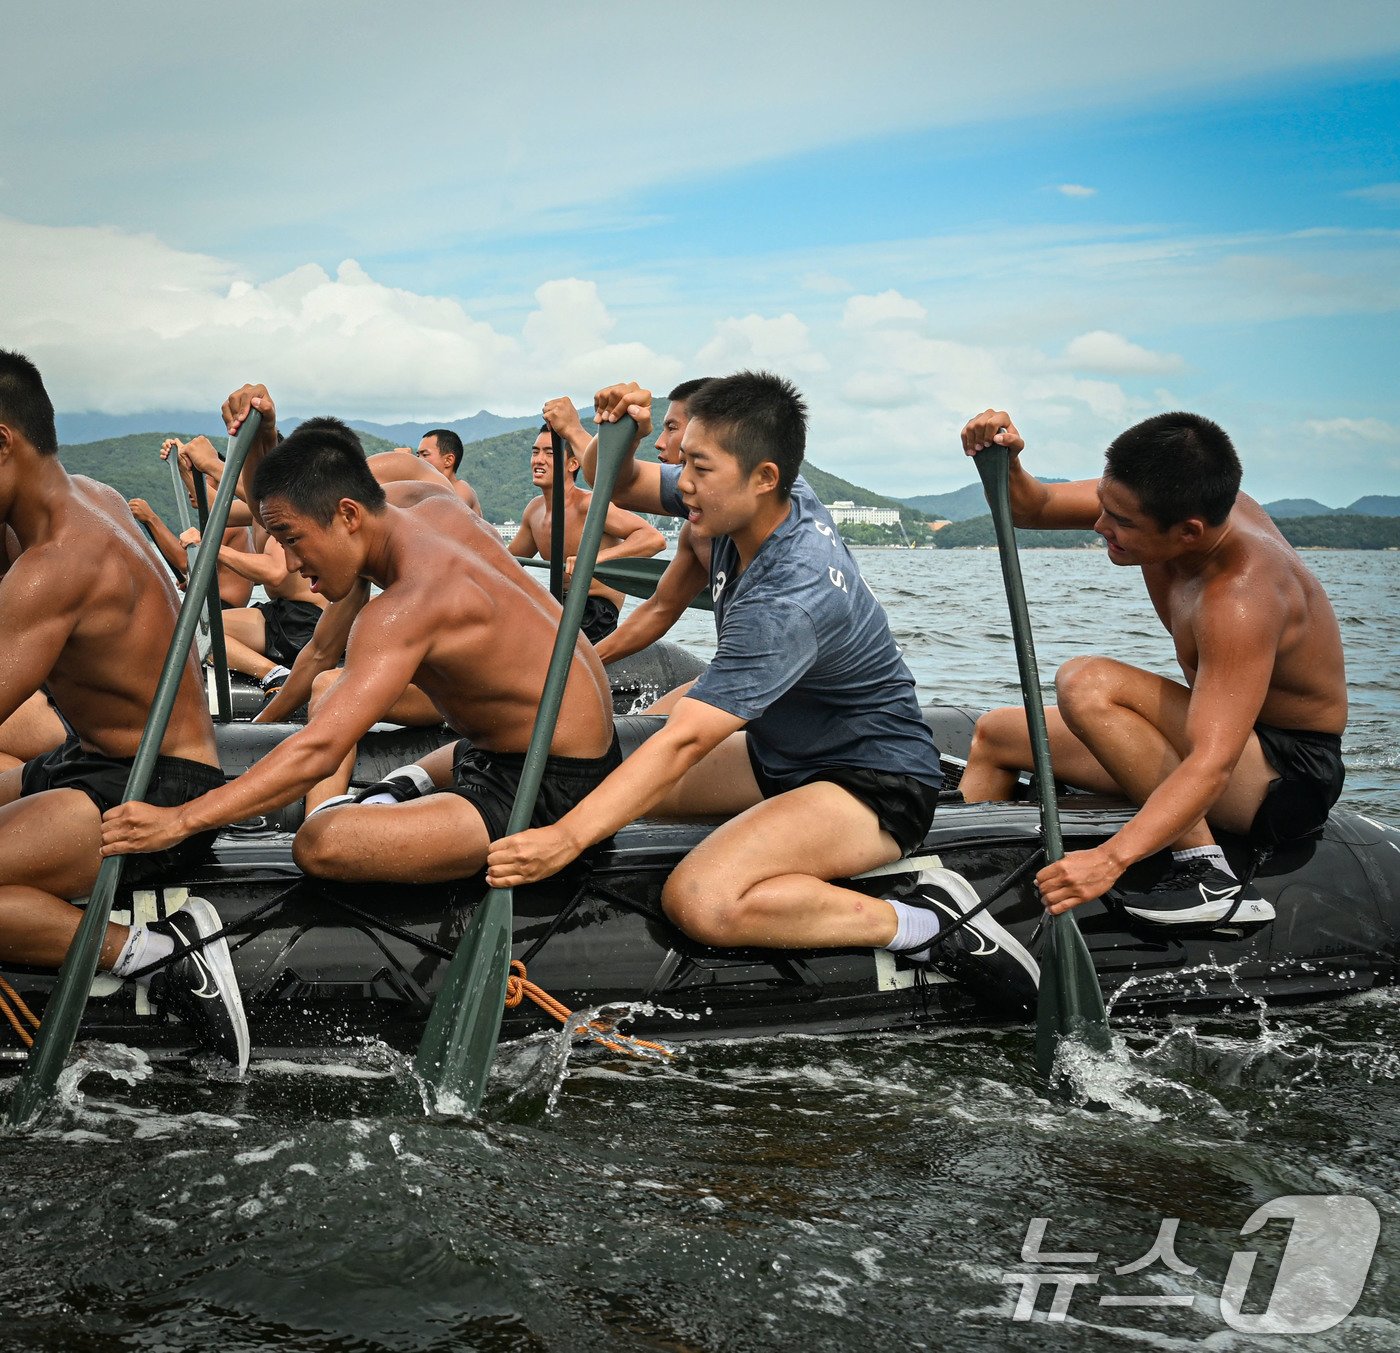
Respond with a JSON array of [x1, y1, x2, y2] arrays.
[[530, 431, 576, 490], [675, 419, 763, 538], [416, 434, 453, 478], [1094, 476, 1179, 566], [654, 401, 690, 465], [259, 496, 360, 601]]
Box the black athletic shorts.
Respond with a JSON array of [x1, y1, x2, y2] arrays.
[[745, 736, 939, 856], [21, 736, 225, 884], [580, 595, 620, 645], [254, 597, 322, 667], [1250, 722, 1346, 848], [440, 735, 623, 848]]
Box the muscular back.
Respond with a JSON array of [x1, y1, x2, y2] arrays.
[[14, 476, 218, 765], [354, 493, 614, 758], [1146, 495, 1347, 734]]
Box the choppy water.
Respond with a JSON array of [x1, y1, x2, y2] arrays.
[[3, 549, 1397, 1351]]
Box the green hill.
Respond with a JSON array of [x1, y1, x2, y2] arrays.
[[1274, 514, 1400, 549], [927, 515, 1102, 549]]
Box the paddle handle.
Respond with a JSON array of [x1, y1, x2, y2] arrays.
[[974, 446, 1063, 862], [8, 411, 263, 1126], [191, 471, 233, 723]]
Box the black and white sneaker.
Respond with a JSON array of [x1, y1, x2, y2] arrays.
[[1119, 859, 1276, 927], [147, 898, 250, 1075], [897, 867, 1040, 1015]]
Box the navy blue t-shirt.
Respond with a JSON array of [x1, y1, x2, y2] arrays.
[[658, 466, 941, 791]]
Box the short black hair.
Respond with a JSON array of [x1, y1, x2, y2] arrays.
[[424, 427, 464, 475], [684, 370, 806, 497], [0, 350, 58, 456], [667, 377, 714, 405], [1104, 412, 1241, 528], [252, 416, 386, 524]]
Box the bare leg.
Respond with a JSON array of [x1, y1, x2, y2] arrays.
[[641, 678, 697, 716], [961, 704, 1123, 802], [0, 790, 132, 970], [220, 609, 277, 680], [0, 693, 66, 774], [1054, 656, 1277, 845], [655, 734, 904, 949], [293, 793, 492, 884]]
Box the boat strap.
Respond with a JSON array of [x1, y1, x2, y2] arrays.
[[126, 884, 303, 982]]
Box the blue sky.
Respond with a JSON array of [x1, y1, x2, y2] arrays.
[[3, 3, 1398, 503]]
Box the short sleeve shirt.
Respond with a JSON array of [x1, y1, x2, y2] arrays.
[[658, 466, 941, 791]]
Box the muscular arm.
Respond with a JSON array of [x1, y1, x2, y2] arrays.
[[457, 480, 482, 514], [101, 597, 429, 849], [486, 698, 745, 885], [595, 504, 666, 564], [130, 503, 189, 579], [960, 409, 1102, 529], [215, 534, 292, 587], [254, 580, 369, 723], [507, 505, 539, 559], [595, 544, 707, 664]]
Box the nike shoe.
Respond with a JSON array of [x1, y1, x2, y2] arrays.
[[898, 867, 1040, 1015], [146, 898, 250, 1074], [1119, 858, 1276, 927]]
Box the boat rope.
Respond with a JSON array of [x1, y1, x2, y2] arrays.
[[0, 975, 41, 1049], [504, 959, 672, 1060], [930, 848, 1046, 953]]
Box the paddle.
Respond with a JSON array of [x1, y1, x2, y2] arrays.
[[518, 554, 713, 611], [973, 445, 1111, 1094], [414, 415, 640, 1114], [166, 449, 213, 665], [189, 465, 234, 722], [6, 412, 264, 1127], [549, 430, 566, 601]]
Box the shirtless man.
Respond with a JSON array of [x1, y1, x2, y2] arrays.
[[508, 422, 664, 645], [546, 380, 713, 701], [0, 351, 246, 1070], [101, 386, 618, 887], [201, 521, 330, 699], [411, 428, 482, 513], [128, 438, 255, 609], [959, 408, 1347, 926], [487, 372, 1038, 1012]]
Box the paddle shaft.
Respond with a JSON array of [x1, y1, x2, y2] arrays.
[[549, 430, 566, 601], [973, 450, 1063, 860], [7, 412, 263, 1127], [190, 471, 234, 723], [413, 416, 638, 1111]]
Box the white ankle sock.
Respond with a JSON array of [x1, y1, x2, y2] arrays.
[[109, 923, 175, 985], [887, 899, 941, 956], [1172, 845, 1236, 879]]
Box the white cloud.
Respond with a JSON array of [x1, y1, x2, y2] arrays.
[[1302, 417, 1400, 444], [841, 291, 929, 329], [695, 314, 830, 375], [1056, 184, 1098, 198], [1, 217, 679, 419], [1060, 330, 1184, 375], [1346, 183, 1400, 206]]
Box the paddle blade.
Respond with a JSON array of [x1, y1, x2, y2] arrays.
[[414, 888, 513, 1113], [1034, 911, 1111, 1092]]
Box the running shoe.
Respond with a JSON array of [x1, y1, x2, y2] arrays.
[[897, 866, 1040, 1014], [146, 898, 250, 1074], [1119, 859, 1276, 927]]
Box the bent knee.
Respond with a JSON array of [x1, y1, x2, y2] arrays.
[[293, 810, 349, 878], [971, 705, 1029, 757], [1054, 655, 1127, 713], [662, 870, 746, 948]]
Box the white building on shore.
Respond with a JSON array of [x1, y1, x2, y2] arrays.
[[826, 499, 902, 527]]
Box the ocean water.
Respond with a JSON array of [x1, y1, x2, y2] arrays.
[[2, 548, 1396, 1352]]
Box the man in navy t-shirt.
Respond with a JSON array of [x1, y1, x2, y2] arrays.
[[487, 372, 1037, 1007]]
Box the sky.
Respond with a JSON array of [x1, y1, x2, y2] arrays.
[[3, 1, 1399, 504]]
